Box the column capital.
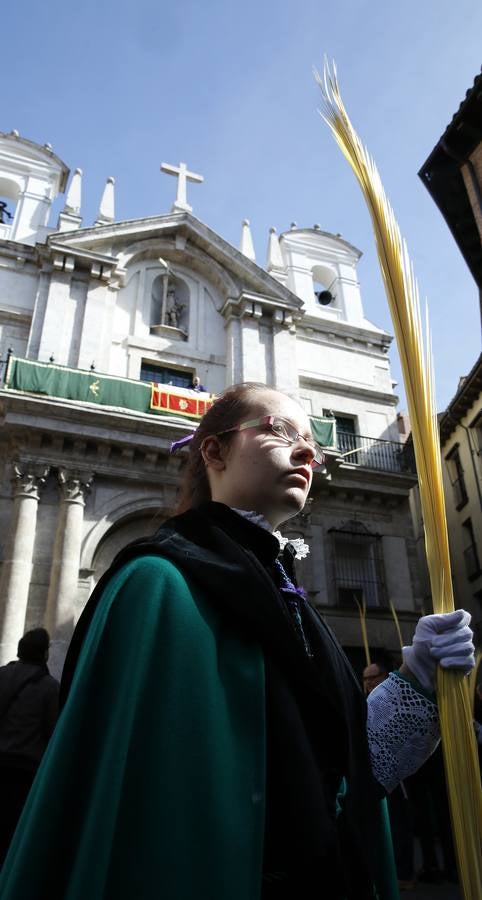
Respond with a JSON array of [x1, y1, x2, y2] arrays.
[[12, 463, 50, 500], [58, 468, 94, 504]]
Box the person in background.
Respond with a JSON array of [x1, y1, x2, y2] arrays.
[[189, 374, 206, 392], [362, 651, 394, 697], [0, 628, 59, 865]]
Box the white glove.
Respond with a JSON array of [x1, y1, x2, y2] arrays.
[[402, 609, 475, 692]]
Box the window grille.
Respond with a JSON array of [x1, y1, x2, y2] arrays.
[[330, 520, 386, 607]]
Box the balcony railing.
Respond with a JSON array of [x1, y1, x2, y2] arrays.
[[0, 223, 12, 241], [336, 431, 415, 475]]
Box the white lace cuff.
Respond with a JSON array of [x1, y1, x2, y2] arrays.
[[367, 672, 440, 793]]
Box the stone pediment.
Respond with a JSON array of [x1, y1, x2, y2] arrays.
[[280, 226, 362, 265], [45, 211, 303, 311]]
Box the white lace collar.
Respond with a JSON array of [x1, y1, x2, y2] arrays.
[[231, 507, 310, 560]]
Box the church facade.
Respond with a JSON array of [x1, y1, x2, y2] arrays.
[[0, 131, 423, 677]]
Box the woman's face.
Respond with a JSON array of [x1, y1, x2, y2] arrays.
[[207, 390, 315, 529]]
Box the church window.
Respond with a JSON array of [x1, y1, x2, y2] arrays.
[[140, 361, 192, 389], [330, 521, 386, 608]]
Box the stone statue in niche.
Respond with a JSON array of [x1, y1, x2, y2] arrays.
[[165, 287, 186, 329], [150, 269, 189, 339]]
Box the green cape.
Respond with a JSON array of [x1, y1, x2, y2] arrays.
[[0, 554, 398, 899], [0, 557, 265, 899]]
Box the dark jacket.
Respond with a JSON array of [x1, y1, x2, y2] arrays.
[[0, 661, 59, 771]]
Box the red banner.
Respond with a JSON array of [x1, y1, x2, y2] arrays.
[[150, 384, 215, 419]]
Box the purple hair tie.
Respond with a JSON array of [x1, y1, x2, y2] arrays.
[[170, 433, 195, 454]]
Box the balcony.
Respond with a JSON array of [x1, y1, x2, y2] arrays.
[[336, 430, 415, 475], [0, 223, 12, 241], [2, 356, 214, 423]]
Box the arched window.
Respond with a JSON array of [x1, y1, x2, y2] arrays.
[[0, 177, 20, 237], [312, 264, 337, 307]]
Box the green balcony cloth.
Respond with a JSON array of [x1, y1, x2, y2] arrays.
[[309, 416, 337, 448], [7, 358, 151, 412]]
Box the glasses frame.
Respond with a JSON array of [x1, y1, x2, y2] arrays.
[[213, 414, 325, 469]]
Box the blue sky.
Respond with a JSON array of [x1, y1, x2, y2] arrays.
[[2, 0, 481, 409]]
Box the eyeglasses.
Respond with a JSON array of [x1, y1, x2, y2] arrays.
[[215, 415, 326, 469]]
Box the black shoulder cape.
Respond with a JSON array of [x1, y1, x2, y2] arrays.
[[61, 502, 391, 897]]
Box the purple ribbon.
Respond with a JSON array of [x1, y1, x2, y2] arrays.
[[170, 433, 195, 454]]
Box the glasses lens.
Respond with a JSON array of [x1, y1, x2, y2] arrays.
[[270, 418, 325, 469], [270, 418, 297, 442]]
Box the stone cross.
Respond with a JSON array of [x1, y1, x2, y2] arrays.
[[161, 161, 204, 213]]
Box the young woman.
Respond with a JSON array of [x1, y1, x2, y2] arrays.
[[0, 383, 474, 900]]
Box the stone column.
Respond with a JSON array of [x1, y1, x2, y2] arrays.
[[46, 468, 93, 679], [0, 463, 49, 664]]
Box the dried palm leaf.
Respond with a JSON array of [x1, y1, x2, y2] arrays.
[[354, 594, 371, 666], [388, 600, 404, 654], [316, 60, 482, 898]]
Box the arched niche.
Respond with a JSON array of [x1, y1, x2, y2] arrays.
[[150, 272, 190, 335], [116, 238, 239, 303]]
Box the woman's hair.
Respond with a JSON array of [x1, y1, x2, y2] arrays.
[[176, 382, 282, 514]]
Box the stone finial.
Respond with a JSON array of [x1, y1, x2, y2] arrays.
[[64, 168, 82, 215], [266, 226, 284, 272], [95, 177, 115, 225], [57, 168, 83, 231], [240, 219, 256, 261]]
